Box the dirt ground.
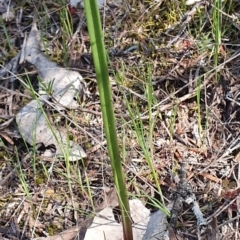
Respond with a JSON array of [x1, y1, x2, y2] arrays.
[[1, 0, 240, 239]]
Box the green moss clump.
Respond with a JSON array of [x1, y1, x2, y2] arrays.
[[35, 172, 47, 185]]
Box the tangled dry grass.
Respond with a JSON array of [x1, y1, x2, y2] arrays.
[[1, 0, 240, 239]]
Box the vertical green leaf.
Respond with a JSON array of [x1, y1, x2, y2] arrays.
[[83, 1, 133, 239]]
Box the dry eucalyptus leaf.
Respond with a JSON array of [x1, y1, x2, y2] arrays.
[[16, 22, 88, 161], [16, 98, 86, 161], [84, 199, 150, 240], [143, 209, 169, 239], [24, 22, 86, 109]]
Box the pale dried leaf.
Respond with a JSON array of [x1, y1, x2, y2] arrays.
[[16, 22, 87, 160], [24, 23, 86, 109], [143, 209, 169, 240], [16, 99, 86, 161], [84, 199, 150, 240]]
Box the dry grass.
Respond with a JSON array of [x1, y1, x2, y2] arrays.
[[1, 0, 240, 239]]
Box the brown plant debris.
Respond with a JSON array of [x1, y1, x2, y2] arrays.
[[1, 0, 240, 239]]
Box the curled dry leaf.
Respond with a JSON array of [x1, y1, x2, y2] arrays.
[[16, 22, 87, 161], [16, 97, 86, 160], [23, 23, 86, 109]]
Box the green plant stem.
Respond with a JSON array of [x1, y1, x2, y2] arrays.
[[83, 1, 133, 239], [213, 0, 222, 82]]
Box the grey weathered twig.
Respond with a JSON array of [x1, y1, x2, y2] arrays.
[[170, 154, 206, 229]]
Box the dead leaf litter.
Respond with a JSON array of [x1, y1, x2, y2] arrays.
[[1, 0, 240, 239]]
